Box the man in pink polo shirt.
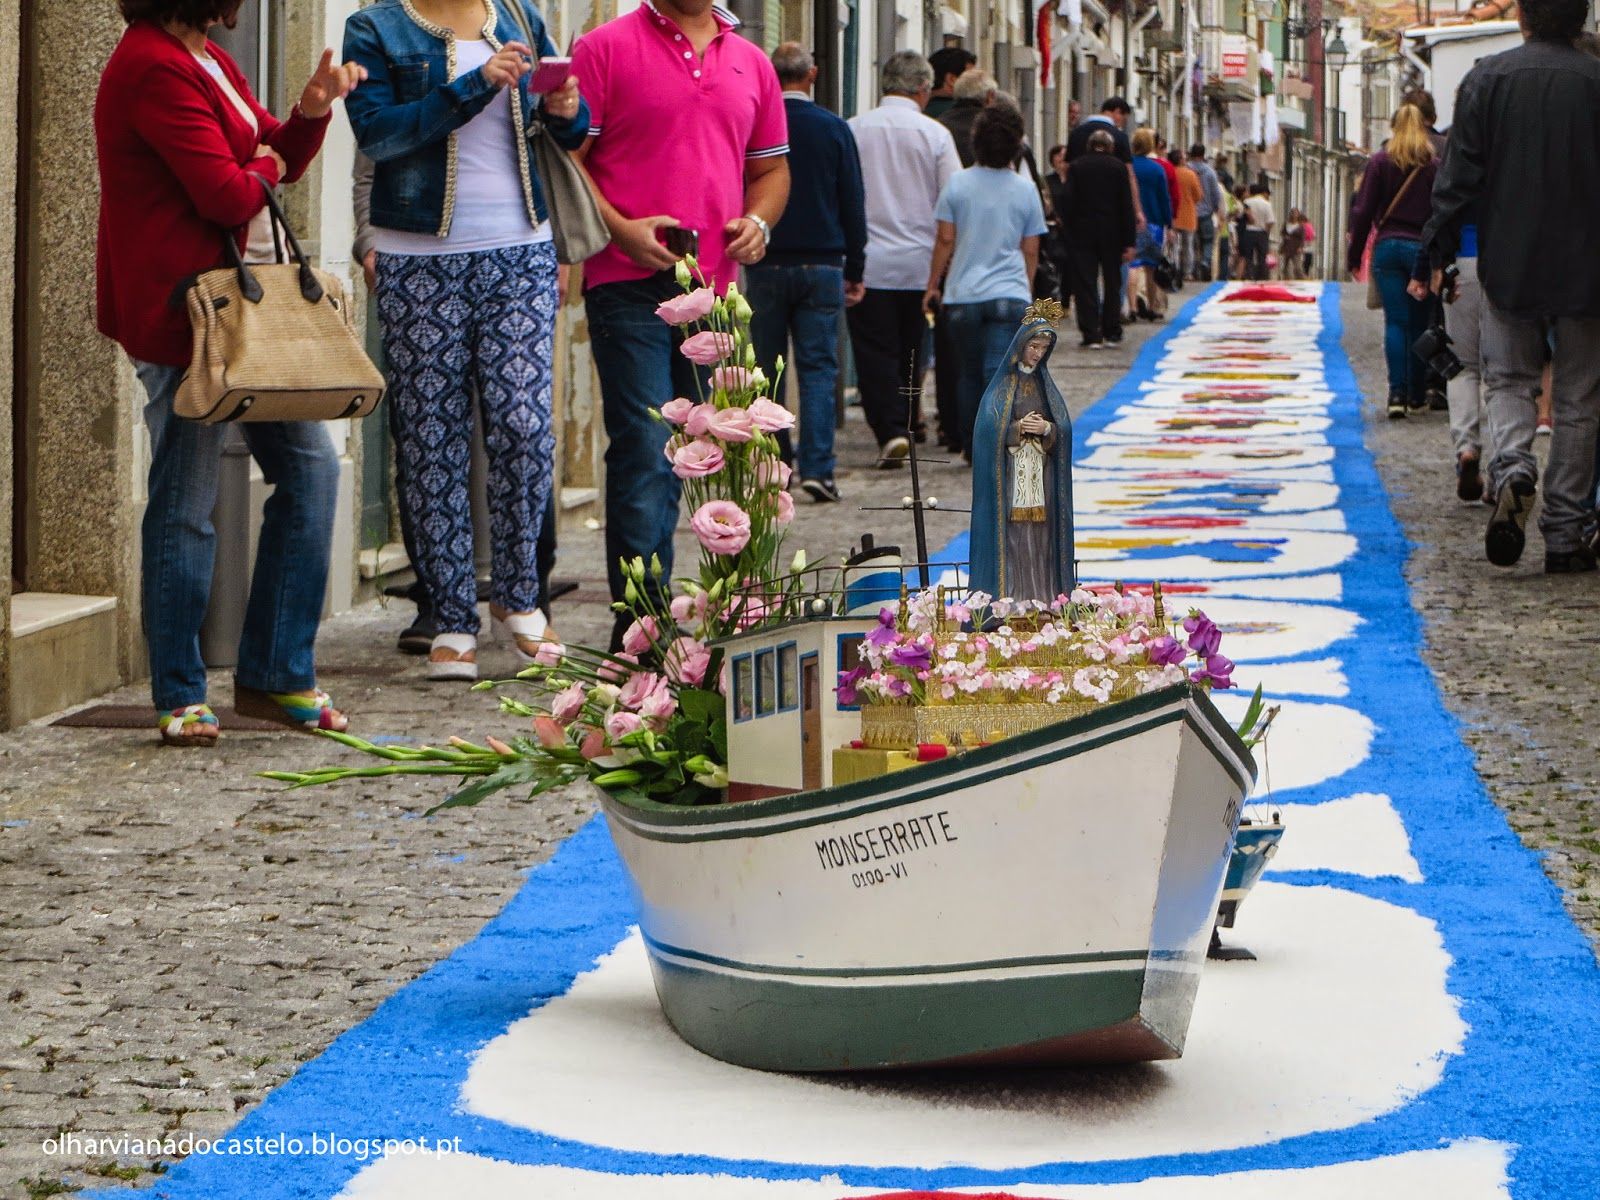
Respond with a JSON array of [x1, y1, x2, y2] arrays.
[[573, 0, 789, 644]]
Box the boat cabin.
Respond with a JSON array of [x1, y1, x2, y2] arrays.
[[719, 616, 875, 802]]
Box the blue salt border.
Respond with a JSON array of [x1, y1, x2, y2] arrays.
[[90, 286, 1600, 1198]]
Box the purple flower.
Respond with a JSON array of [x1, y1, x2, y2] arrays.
[[1147, 635, 1186, 668], [1183, 612, 1223, 659], [887, 641, 933, 672], [836, 666, 867, 706], [865, 608, 899, 648], [1191, 653, 1236, 690]]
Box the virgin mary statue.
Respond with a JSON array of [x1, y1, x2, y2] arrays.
[[967, 301, 1076, 605]]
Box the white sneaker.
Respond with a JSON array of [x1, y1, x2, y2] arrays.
[[878, 436, 911, 468]]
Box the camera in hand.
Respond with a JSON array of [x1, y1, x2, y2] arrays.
[[1413, 323, 1463, 381]]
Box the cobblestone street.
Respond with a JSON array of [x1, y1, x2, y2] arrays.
[[2, 284, 1596, 1197]]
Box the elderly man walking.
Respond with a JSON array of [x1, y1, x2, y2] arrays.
[[1421, 0, 1600, 573], [848, 51, 961, 467], [746, 43, 867, 504], [1187, 145, 1224, 281]]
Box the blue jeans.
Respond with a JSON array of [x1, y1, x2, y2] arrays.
[[944, 297, 1029, 449], [376, 244, 558, 634], [585, 274, 701, 607], [134, 360, 339, 710], [745, 262, 843, 481], [1373, 237, 1428, 405]]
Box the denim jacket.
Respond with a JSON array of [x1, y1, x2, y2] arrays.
[[343, 0, 590, 236]]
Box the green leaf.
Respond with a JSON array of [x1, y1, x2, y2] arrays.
[[677, 687, 723, 727], [425, 759, 568, 815], [1234, 683, 1265, 742]]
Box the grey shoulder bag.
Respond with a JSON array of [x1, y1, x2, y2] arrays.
[[503, 1, 611, 265]]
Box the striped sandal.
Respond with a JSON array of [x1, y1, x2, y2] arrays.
[[234, 686, 350, 733], [158, 703, 220, 747]]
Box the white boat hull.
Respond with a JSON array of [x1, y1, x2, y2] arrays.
[[600, 684, 1255, 1072]]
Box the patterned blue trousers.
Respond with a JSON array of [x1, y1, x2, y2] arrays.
[[376, 242, 557, 635]]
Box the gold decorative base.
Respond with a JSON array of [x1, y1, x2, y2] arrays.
[[859, 701, 1100, 749]]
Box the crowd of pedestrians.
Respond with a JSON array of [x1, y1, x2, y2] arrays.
[[94, 0, 1300, 741]]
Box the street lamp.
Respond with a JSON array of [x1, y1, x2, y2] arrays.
[[1326, 32, 1349, 72]]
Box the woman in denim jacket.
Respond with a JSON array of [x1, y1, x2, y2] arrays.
[[344, 0, 588, 681]]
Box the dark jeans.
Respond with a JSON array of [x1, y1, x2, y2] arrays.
[[746, 262, 844, 481], [944, 297, 1029, 449], [1373, 236, 1428, 405], [1068, 241, 1124, 344], [1240, 230, 1270, 281], [846, 288, 926, 447], [1194, 214, 1216, 281], [933, 309, 962, 451], [585, 274, 699, 608], [133, 360, 339, 710], [1217, 235, 1232, 281]]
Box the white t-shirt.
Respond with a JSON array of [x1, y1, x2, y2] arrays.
[[848, 96, 963, 291], [375, 39, 552, 255], [1244, 195, 1275, 232], [194, 54, 276, 263]]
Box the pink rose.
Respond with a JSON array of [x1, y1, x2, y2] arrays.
[[532, 640, 565, 668], [655, 287, 716, 326], [622, 616, 662, 657], [753, 456, 792, 489], [773, 489, 795, 526], [710, 365, 758, 393], [684, 404, 716, 437], [746, 397, 796, 432], [598, 652, 638, 683], [659, 397, 694, 424], [670, 591, 709, 627], [670, 438, 726, 479], [680, 331, 734, 366], [705, 406, 754, 443], [618, 670, 668, 711], [664, 637, 711, 687], [604, 710, 644, 740], [620, 672, 677, 727], [690, 499, 753, 556], [549, 681, 587, 725]]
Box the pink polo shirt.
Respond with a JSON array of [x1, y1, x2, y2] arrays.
[[573, 2, 788, 291]]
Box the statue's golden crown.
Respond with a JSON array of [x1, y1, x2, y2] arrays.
[[1023, 297, 1066, 326]]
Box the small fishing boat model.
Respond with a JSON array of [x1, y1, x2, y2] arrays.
[[600, 649, 1257, 1072]]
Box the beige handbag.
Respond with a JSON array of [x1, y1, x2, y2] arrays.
[[176, 183, 385, 424]]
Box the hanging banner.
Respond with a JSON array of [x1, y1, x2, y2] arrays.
[[1039, 0, 1053, 86]]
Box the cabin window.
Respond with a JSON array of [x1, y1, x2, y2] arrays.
[[835, 632, 865, 711], [777, 642, 799, 711], [756, 649, 777, 717], [733, 655, 754, 722]]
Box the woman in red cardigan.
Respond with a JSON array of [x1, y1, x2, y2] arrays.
[[96, 0, 364, 745]]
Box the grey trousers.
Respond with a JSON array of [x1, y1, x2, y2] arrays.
[[1481, 301, 1600, 551], [1444, 256, 1492, 464]]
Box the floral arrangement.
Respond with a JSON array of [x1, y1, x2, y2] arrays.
[[269, 259, 802, 810], [839, 586, 1237, 709]]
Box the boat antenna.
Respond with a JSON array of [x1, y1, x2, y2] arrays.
[[904, 358, 931, 589]]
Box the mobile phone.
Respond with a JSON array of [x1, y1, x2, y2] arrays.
[[663, 227, 699, 259], [528, 56, 572, 93]]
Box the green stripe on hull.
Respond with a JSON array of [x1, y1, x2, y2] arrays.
[[646, 955, 1179, 1072]]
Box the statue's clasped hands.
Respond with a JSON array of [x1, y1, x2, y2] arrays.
[[1020, 412, 1051, 437]]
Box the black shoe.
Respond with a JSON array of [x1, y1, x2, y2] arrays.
[[800, 477, 842, 503], [1546, 546, 1597, 574], [1426, 388, 1448, 412], [1386, 395, 1408, 420], [397, 611, 437, 655], [1105, 332, 1124, 345], [911, 424, 928, 445], [1456, 455, 1483, 504], [1485, 480, 1536, 567], [1081, 337, 1103, 349], [1136, 298, 1153, 321]]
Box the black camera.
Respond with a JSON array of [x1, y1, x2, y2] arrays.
[[1413, 323, 1464, 381]]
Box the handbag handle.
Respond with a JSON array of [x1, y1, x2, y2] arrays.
[[220, 174, 326, 306]]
